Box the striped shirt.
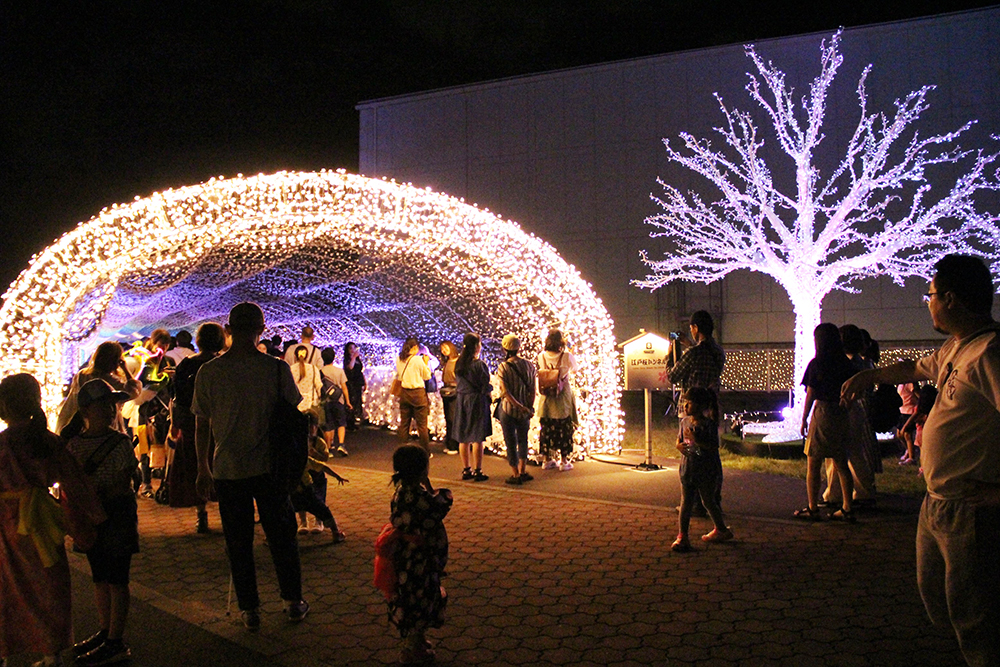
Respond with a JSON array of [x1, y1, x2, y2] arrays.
[[497, 357, 537, 417]]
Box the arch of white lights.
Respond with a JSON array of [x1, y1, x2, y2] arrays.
[[0, 170, 623, 452]]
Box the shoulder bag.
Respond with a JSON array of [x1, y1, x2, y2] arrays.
[[390, 356, 413, 397]]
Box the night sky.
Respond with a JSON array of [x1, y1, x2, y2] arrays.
[[1, 1, 995, 292]]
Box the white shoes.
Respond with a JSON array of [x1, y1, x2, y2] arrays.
[[559, 460, 574, 471], [311, 519, 324, 534], [542, 460, 558, 470]]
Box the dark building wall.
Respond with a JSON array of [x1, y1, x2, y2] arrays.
[[358, 8, 1000, 345]]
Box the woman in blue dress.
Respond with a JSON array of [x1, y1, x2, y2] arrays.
[[452, 333, 492, 481]]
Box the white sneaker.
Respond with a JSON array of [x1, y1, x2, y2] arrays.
[[297, 518, 308, 534], [559, 461, 574, 471], [305, 515, 317, 533], [542, 460, 558, 470], [311, 519, 324, 534]]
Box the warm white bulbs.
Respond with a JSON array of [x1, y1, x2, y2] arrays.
[[0, 170, 624, 452]]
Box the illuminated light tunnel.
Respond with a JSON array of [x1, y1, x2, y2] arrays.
[[0, 170, 624, 453]]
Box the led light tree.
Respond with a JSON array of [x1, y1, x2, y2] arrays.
[[636, 31, 1000, 423]]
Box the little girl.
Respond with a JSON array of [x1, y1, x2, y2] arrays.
[[293, 414, 348, 542], [388, 445, 452, 665], [672, 387, 733, 552]]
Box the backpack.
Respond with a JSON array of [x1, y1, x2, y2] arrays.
[[320, 371, 343, 404], [537, 353, 566, 397]]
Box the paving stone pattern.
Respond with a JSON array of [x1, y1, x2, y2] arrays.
[[88, 462, 966, 667]]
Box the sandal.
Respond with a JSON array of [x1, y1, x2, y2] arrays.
[[831, 508, 857, 523], [670, 536, 693, 553], [793, 507, 822, 521]]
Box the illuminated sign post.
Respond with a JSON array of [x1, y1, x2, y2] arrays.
[[619, 330, 672, 470]]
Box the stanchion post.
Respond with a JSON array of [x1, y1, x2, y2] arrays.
[[636, 387, 660, 470]]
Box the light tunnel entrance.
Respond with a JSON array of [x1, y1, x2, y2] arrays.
[[0, 170, 623, 452]]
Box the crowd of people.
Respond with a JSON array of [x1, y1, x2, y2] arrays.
[[2, 253, 998, 667], [395, 328, 577, 485]]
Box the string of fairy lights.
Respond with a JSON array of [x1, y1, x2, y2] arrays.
[[0, 170, 625, 453]]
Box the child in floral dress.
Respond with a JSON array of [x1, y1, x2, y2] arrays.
[[388, 445, 452, 664]]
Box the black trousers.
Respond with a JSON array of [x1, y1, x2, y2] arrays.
[[215, 474, 303, 611]]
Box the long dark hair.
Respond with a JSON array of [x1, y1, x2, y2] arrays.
[[90, 341, 124, 376], [544, 329, 565, 353], [455, 332, 481, 376], [814, 323, 845, 362], [399, 337, 419, 362]]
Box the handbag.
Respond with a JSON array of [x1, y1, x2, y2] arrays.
[[391, 356, 414, 397], [268, 359, 310, 493], [373, 522, 401, 601]]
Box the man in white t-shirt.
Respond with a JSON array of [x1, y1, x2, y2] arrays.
[[283, 326, 323, 369], [165, 330, 197, 365], [843, 255, 1000, 667], [193, 302, 308, 631]]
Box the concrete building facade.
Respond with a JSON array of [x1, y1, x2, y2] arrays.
[[358, 8, 1000, 347]]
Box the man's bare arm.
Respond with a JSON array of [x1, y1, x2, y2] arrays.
[[842, 360, 920, 402], [195, 415, 214, 498]]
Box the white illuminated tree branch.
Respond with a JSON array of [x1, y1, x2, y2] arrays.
[[636, 31, 1000, 419]]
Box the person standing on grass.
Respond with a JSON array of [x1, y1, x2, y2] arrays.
[[843, 254, 1000, 667], [193, 302, 309, 632], [796, 323, 857, 523]]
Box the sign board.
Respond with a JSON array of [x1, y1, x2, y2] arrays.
[[619, 330, 672, 391]]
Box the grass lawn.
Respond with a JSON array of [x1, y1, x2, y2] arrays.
[[617, 421, 928, 497]]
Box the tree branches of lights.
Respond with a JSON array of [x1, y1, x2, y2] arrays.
[[0, 170, 623, 452], [635, 30, 1000, 425]]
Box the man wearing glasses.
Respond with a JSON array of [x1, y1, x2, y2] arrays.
[[843, 254, 1000, 667]]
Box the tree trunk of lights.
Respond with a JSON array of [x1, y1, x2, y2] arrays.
[[789, 291, 824, 415]]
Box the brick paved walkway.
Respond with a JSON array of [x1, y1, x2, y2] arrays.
[[55, 450, 966, 667]]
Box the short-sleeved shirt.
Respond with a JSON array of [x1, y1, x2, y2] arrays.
[[497, 357, 536, 416], [801, 357, 855, 403], [67, 431, 138, 500], [536, 351, 578, 420], [914, 324, 1000, 499], [396, 353, 432, 389], [191, 351, 302, 480], [321, 364, 348, 404]]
